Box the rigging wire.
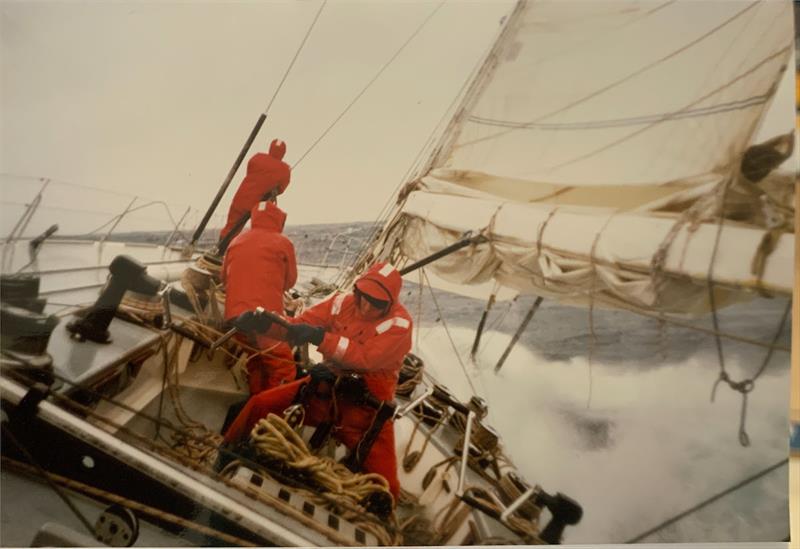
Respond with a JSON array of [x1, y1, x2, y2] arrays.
[[421, 269, 480, 398], [0, 173, 140, 199], [518, 0, 677, 72], [0, 173, 201, 213], [456, 1, 761, 150], [1, 352, 208, 455], [83, 200, 184, 237], [1, 457, 258, 547], [1, 364, 281, 545], [601, 297, 791, 354], [262, 0, 328, 117], [467, 92, 772, 131], [332, 9, 509, 289], [545, 44, 790, 174], [472, 297, 518, 360], [2, 424, 97, 538], [1, 349, 405, 546], [624, 458, 788, 543], [292, 1, 445, 170]]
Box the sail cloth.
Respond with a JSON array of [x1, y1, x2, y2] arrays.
[[431, 0, 794, 187], [371, 0, 795, 315], [397, 176, 793, 315]]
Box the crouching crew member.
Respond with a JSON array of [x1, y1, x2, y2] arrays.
[[222, 199, 297, 393], [223, 262, 412, 499]]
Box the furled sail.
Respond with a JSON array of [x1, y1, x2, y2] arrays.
[[368, 0, 795, 315]]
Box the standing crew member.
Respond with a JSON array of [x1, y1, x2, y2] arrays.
[[220, 138, 290, 243], [223, 262, 412, 499], [222, 200, 297, 393]]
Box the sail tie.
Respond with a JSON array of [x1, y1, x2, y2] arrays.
[[585, 212, 617, 409]]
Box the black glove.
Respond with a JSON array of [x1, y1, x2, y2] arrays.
[[307, 364, 336, 384], [286, 323, 325, 346], [230, 310, 272, 333]]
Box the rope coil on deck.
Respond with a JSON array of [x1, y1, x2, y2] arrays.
[[245, 414, 400, 545], [119, 290, 165, 325], [396, 353, 425, 398]]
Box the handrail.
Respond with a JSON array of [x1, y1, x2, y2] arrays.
[[100, 197, 138, 244]]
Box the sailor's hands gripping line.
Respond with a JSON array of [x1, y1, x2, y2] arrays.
[[209, 307, 293, 353]]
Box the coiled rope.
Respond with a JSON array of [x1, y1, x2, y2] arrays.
[[2, 356, 386, 546], [245, 414, 400, 545]]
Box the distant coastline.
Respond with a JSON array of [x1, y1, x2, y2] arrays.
[[50, 221, 378, 267]]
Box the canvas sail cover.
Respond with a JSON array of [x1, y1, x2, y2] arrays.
[[374, 0, 795, 314]]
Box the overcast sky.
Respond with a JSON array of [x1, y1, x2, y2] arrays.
[[1, 0, 795, 230], [1, 0, 514, 229]]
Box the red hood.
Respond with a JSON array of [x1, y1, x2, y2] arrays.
[[354, 262, 402, 308], [250, 201, 286, 232], [269, 139, 286, 161]]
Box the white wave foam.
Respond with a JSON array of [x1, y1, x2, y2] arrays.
[[413, 325, 790, 543]]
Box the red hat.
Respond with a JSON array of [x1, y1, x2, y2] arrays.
[[354, 262, 402, 309], [250, 200, 287, 231], [269, 139, 286, 160]]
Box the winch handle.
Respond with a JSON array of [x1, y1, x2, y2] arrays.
[[258, 308, 291, 329], [208, 327, 238, 354], [209, 307, 291, 352]]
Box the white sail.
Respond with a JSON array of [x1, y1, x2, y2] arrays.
[[432, 0, 793, 187], [371, 0, 795, 314], [400, 175, 793, 314]]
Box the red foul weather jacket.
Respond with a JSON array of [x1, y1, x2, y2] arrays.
[[220, 145, 290, 242], [223, 263, 411, 497], [222, 201, 297, 390], [295, 277, 412, 402]]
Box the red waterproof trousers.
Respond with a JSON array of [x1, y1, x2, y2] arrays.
[[243, 340, 296, 394], [223, 376, 399, 499]]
